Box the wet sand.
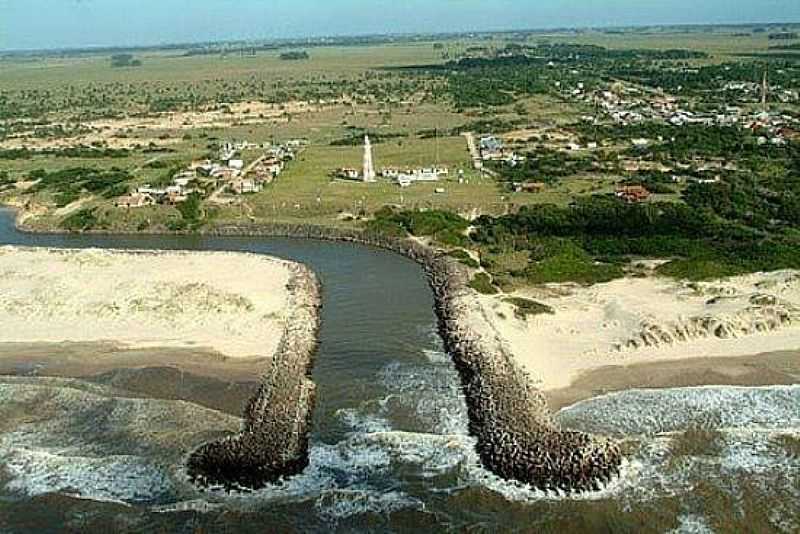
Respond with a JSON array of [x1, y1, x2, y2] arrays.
[[547, 350, 800, 411], [0, 342, 268, 382], [0, 342, 261, 416]]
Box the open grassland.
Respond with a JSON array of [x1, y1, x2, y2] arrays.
[[1, 27, 797, 231], [0, 43, 445, 88]]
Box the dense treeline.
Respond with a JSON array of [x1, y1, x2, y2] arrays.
[[366, 207, 468, 246], [110, 54, 142, 68], [607, 60, 800, 96], [329, 128, 407, 146], [0, 146, 131, 160], [575, 122, 763, 159], [472, 184, 800, 283], [28, 167, 132, 207], [489, 148, 594, 186], [279, 51, 309, 61], [400, 43, 707, 110]]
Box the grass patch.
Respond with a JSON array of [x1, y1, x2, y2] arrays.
[[447, 249, 479, 268], [60, 208, 98, 231], [525, 249, 624, 285], [504, 297, 554, 320], [656, 258, 746, 281], [469, 272, 499, 295]]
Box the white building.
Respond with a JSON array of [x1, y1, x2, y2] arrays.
[[363, 135, 376, 182]]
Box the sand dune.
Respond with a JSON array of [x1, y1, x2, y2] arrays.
[[0, 246, 314, 361], [470, 271, 800, 391]]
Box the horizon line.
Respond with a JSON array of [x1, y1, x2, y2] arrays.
[[2, 19, 799, 56]]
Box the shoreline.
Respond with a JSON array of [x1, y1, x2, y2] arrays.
[[9, 208, 800, 492], [0, 239, 324, 491], [0, 210, 625, 491], [547, 349, 800, 412], [468, 272, 800, 393], [0, 342, 270, 383]]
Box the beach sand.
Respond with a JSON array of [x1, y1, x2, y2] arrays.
[[0, 246, 313, 362], [466, 270, 800, 395]]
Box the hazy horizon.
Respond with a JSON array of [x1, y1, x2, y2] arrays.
[[1, 0, 800, 52]]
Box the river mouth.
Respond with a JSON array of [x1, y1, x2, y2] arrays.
[[0, 209, 798, 532]]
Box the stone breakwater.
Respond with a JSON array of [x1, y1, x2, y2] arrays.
[[203, 223, 623, 493], [186, 262, 321, 490], [10, 214, 622, 491]]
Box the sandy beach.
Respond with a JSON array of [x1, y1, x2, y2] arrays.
[[0, 246, 316, 363], [466, 270, 800, 393]]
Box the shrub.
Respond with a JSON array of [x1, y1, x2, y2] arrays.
[[61, 208, 98, 231], [469, 273, 499, 295], [447, 249, 480, 268], [504, 297, 554, 320]]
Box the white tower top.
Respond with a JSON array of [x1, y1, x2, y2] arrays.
[[363, 135, 376, 183]]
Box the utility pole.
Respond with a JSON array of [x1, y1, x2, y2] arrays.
[[435, 125, 440, 166]]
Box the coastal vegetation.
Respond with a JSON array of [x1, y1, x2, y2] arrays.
[[279, 50, 310, 61], [504, 297, 555, 319], [110, 53, 143, 68], [2, 26, 799, 287]]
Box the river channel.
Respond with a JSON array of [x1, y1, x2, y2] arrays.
[[0, 208, 797, 533]]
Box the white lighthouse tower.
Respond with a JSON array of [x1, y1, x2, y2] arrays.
[[362, 135, 376, 182]]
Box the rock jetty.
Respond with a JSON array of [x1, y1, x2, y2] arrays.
[[19, 217, 623, 492], [201, 223, 623, 493], [186, 263, 321, 490]]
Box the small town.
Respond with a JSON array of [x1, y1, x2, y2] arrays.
[[115, 139, 306, 209]]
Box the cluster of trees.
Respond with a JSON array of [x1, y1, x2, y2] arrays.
[[366, 207, 468, 246], [110, 54, 142, 68], [28, 166, 132, 207], [607, 60, 799, 97], [471, 183, 800, 283], [0, 146, 131, 160], [61, 208, 99, 231], [279, 51, 310, 61], [575, 122, 764, 160], [402, 43, 707, 110], [329, 128, 406, 146], [768, 32, 799, 40], [489, 148, 594, 186]]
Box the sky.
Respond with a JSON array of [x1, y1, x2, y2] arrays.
[[1, 0, 799, 51]]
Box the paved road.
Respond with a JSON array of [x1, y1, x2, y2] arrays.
[[463, 132, 483, 171]]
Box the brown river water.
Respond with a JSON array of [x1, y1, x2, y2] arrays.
[[0, 208, 798, 533]]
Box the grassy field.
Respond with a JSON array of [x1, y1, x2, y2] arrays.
[[1, 27, 795, 230]]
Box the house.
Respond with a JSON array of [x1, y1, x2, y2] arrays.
[[231, 178, 262, 194], [616, 185, 651, 203], [115, 192, 154, 208], [336, 168, 360, 180], [164, 190, 187, 205], [479, 136, 503, 157], [515, 182, 546, 193], [228, 159, 245, 171]]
